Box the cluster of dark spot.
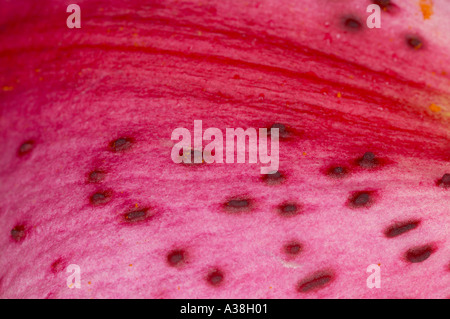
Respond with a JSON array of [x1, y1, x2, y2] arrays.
[[257, 125, 304, 219], [347, 190, 375, 209], [18, 140, 35, 156], [11, 141, 34, 243], [87, 129, 447, 295], [384, 219, 421, 238], [165, 249, 226, 288], [206, 268, 225, 287], [324, 151, 383, 180], [13, 115, 446, 295], [109, 137, 134, 152], [11, 224, 27, 242], [89, 190, 113, 206], [167, 249, 187, 267], [405, 244, 436, 263], [83, 138, 136, 215], [339, 5, 424, 51], [297, 270, 335, 293], [83, 139, 140, 220], [437, 174, 450, 188]]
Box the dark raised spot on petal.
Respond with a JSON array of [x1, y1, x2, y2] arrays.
[[372, 0, 396, 12], [437, 174, 450, 188], [326, 165, 349, 179], [18, 140, 35, 156], [347, 190, 375, 208], [268, 123, 290, 139], [167, 249, 187, 267], [343, 17, 362, 30], [283, 241, 303, 256], [11, 224, 27, 242], [405, 245, 436, 263], [223, 197, 253, 213], [122, 207, 153, 224], [277, 202, 301, 217], [265, 122, 303, 141], [227, 199, 249, 208], [89, 190, 113, 206], [357, 152, 379, 169], [87, 170, 106, 183], [206, 268, 224, 287], [384, 219, 421, 238], [51, 258, 67, 274], [262, 170, 285, 185], [297, 270, 335, 293], [109, 137, 134, 152], [406, 35, 423, 50]]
